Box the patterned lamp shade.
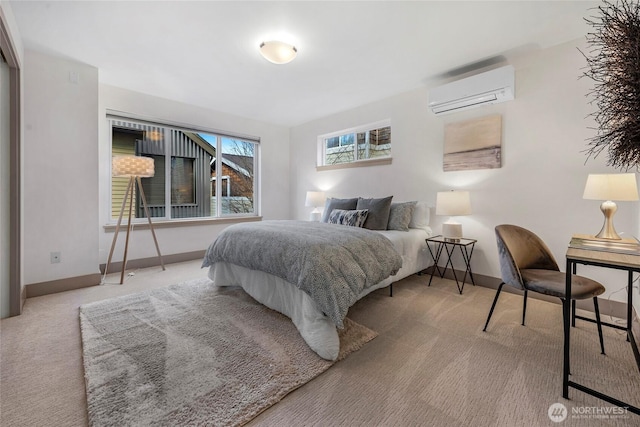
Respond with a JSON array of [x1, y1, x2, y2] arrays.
[[112, 155, 155, 178]]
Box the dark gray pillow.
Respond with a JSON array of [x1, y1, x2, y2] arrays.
[[321, 197, 358, 222], [356, 196, 393, 230], [387, 201, 417, 231]]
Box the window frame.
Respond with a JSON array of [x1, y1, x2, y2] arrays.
[[107, 113, 260, 224], [317, 119, 392, 169]]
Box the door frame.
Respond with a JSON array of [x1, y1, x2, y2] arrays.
[[1, 15, 23, 315]]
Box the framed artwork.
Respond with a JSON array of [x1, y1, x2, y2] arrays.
[[443, 114, 502, 171]]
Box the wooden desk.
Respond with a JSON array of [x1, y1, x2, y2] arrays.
[[564, 242, 640, 415]]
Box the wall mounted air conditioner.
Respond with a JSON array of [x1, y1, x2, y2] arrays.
[[428, 65, 515, 115]]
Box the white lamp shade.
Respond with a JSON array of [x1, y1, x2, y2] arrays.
[[305, 191, 326, 208], [259, 40, 298, 64], [112, 155, 155, 178], [436, 191, 472, 216], [583, 173, 639, 201]]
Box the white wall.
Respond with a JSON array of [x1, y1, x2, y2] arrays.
[[290, 39, 639, 306], [22, 53, 290, 286], [98, 85, 291, 264], [23, 50, 100, 284]]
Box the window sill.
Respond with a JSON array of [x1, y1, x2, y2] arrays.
[[316, 157, 392, 172], [103, 215, 262, 232]]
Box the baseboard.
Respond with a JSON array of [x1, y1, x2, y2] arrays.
[[26, 273, 102, 298], [99, 250, 205, 274], [423, 266, 628, 320], [26, 250, 206, 298], [25, 257, 635, 322]]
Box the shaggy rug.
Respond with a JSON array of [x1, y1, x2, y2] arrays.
[[79, 278, 377, 426]]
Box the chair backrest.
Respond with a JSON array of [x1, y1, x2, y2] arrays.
[[495, 224, 560, 290]]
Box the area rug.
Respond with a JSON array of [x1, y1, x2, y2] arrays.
[[79, 278, 376, 427]]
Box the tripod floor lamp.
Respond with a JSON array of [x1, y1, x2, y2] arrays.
[[105, 155, 165, 284]]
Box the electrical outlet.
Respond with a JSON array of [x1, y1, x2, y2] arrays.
[[50, 252, 61, 264], [68, 71, 79, 84]]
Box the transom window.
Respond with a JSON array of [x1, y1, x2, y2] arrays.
[[318, 120, 391, 167], [109, 116, 259, 221]]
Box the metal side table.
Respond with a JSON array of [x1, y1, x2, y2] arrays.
[[426, 235, 476, 294]]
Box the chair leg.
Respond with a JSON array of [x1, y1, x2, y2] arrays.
[[571, 299, 576, 328], [593, 297, 606, 355], [483, 282, 505, 332], [522, 290, 528, 326]]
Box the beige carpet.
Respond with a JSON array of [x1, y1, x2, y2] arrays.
[[250, 274, 640, 427], [80, 278, 376, 426], [2, 260, 640, 426]]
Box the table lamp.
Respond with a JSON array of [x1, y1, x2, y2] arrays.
[[105, 155, 165, 284], [436, 190, 471, 242], [305, 191, 326, 221], [583, 173, 639, 240]]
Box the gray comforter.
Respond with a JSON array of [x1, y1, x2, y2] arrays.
[[202, 220, 403, 328]]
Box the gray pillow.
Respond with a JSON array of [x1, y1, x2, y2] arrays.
[[387, 201, 417, 231], [321, 198, 358, 222], [328, 209, 369, 227], [356, 196, 393, 230]]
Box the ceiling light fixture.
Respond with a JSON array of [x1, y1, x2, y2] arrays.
[[259, 40, 297, 64]]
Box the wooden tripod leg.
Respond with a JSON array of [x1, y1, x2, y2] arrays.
[[120, 176, 136, 284], [136, 176, 165, 270], [104, 176, 134, 283]]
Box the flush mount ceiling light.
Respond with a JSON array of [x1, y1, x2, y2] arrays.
[[259, 40, 297, 64]]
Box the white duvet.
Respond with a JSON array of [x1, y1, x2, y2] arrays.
[[207, 227, 432, 360]]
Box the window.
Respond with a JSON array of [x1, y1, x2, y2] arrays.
[[170, 157, 195, 205], [318, 120, 391, 167], [109, 116, 258, 221]]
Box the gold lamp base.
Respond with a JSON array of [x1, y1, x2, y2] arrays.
[[595, 200, 621, 240]]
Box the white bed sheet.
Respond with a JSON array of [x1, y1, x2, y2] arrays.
[[207, 226, 433, 360]]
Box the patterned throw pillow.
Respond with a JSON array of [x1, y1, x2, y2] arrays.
[[320, 198, 359, 223], [328, 209, 369, 228]]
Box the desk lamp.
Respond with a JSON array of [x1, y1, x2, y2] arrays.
[[583, 173, 638, 240]]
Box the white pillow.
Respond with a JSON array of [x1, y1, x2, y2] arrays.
[[408, 201, 430, 230]]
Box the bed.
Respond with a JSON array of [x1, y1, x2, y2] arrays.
[[202, 201, 432, 360]]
